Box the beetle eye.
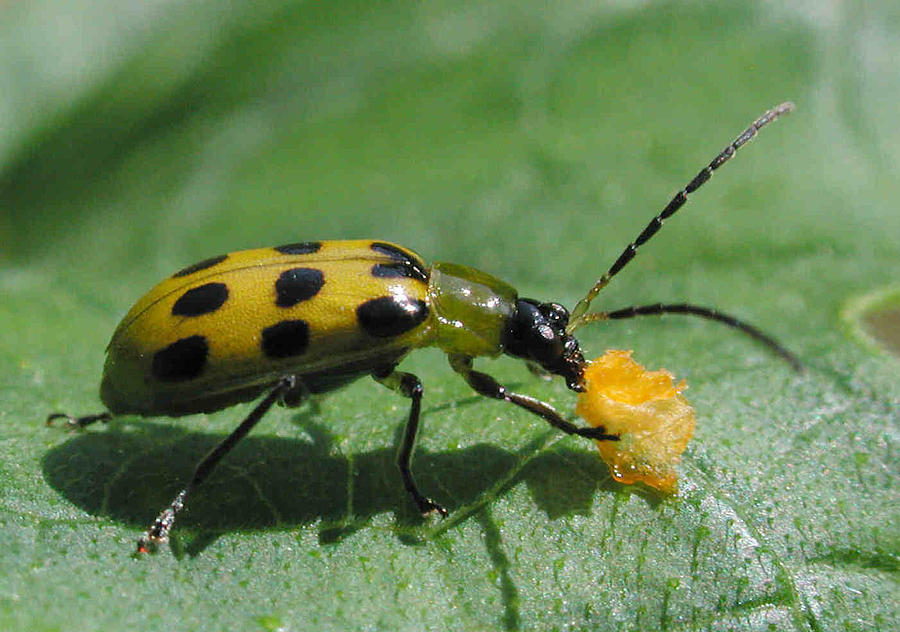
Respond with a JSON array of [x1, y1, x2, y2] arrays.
[[540, 302, 569, 329], [531, 324, 564, 365]]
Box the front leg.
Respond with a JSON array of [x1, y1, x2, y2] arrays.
[[449, 355, 618, 442], [373, 367, 447, 517]]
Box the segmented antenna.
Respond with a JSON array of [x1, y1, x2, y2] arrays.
[[575, 303, 803, 371], [567, 102, 795, 333]]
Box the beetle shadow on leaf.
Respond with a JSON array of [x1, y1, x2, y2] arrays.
[[42, 417, 637, 556]]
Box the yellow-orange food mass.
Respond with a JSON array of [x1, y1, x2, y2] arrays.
[[575, 350, 696, 493]]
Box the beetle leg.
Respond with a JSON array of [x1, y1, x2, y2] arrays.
[[46, 411, 112, 429], [279, 378, 309, 408], [373, 367, 448, 517], [136, 375, 297, 554], [449, 354, 619, 442]]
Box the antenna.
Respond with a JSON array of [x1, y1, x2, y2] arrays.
[[567, 102, 795, 333], [575, 303, 802, 371]]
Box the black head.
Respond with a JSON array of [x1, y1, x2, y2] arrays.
[[502, 299, 586, 391]]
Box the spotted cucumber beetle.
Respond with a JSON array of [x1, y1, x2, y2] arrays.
[[49, 102, 799, 553]]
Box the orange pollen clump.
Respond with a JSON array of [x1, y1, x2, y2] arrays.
[[575, 350, 695, 493], [584, 350, 687, 404]]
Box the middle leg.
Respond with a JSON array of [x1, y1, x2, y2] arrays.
[[373, 367, 447, 517]]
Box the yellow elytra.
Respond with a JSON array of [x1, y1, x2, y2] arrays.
[[103, 240, 435, 416], [50, 103, 799, 553]]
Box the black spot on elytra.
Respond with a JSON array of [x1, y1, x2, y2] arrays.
[[171, 283, 229, 317], [261, 320, 310, 358], [370, 242, 428, 282], [152, 336, 208, 382], [371, 262, 428, 282], [275, 242, 322, 255], [357, 296, 429, 338], [172, 254, 228, 278], [275, 268, 325, 307]]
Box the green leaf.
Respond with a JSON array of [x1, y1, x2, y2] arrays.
[[2, 1, 898, 630]]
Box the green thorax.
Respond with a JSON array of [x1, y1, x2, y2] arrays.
[[426, 261, 518, 358]]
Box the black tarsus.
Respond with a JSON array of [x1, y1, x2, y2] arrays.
[[46, 411, 112, 429]]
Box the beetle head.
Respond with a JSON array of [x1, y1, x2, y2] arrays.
[[502, 299, 586, 391]]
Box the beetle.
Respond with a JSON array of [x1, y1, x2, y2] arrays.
[[49, 102, 799, 553]]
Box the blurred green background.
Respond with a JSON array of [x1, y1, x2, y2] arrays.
[[1, 1, 898, 631]]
